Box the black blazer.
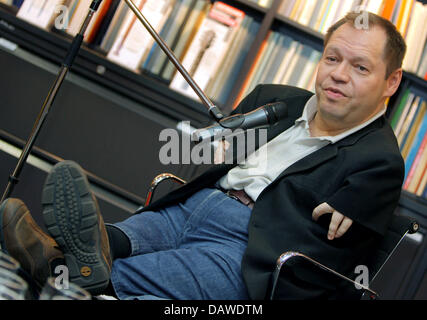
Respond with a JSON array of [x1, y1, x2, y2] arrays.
[[137, 84, 405, 299]]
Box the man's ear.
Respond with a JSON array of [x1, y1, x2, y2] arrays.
[[384, 68, 403, 98]]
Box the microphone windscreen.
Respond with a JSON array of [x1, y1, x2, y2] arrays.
[[265, 102, 287, 124]]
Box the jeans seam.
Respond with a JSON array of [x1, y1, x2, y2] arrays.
[[179, 190, 224, 240]]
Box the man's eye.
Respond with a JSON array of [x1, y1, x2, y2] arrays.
[[326, 57, 336, 62], [357, 65, 369, 72]]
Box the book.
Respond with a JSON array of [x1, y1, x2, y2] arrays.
[[395, 0, 408, 34], [287, 44, 315, 87], [365, 0, 384, 14], [307, 0, 325, 29], [416, 161, 427, 196], [279, 0, 296, 17], [394, 92, 415, 137], [417, 41, 427, 78], [234, 31, 270, 109], [90, 0, 121, 47], [296, 49, 322, 90], [411, 3, 427, 73], [99, 0, 130, 52], [64, 0, 92, 37], [397, 96, 421, 148], [293, 0, 307, 22], [405, 128, 427, 192], [381, 0, 397, 20], [281, 43, 303, 85], [64, 0, 112, 43], [390, 88, 410, 129], [391, 0, 403, 25], [211, 16, 260, 105], [333, 0, 357, 22], [248, 31, 279, 91], [320, 0, 341, 34], [161, 0, 209, 81], [258, 32, 283, 84], [107, 0, 175, 71], [399, 0, 414, 37], [297, 0, 317, 26], [289, 0, 304, 20], [262, 33, 290, 84], [17, 0, 64, 29], [402, 2, 427, 73], [142, 0, 190, 72], [313, 0, 332, 32], [84, 0, 112, 43], [170, 1, 245, 100], [403, 100, 427, 181], [401, 99, 427, 159], [204, 15, 253, 103], [272, 39, 299, 84]]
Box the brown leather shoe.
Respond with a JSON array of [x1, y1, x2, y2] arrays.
[[0, 198, 65, 289], [41, 160, 112, 295]]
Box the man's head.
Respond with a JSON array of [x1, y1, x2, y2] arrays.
[[314, 11, 407, 134]]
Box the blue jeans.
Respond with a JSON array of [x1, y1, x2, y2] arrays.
[[109, 187, 252, 300]]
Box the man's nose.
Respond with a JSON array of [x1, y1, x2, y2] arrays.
[[330, 62, 350, 83]]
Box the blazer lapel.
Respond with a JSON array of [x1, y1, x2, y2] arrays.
[[275, 143, 338, 181], [270, 116, 384, 185]]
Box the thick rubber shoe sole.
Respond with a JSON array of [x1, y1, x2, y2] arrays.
[[41, 161, 110, 295]]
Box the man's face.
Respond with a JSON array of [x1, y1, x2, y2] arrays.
[[315, 23, 399, 130]]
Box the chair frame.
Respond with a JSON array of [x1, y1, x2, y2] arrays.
[[144, 172, 420, 300]]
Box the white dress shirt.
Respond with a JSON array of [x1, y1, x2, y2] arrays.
[[218, 94, 386, 201]]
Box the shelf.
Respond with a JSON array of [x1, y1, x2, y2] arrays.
[[0, 6, 214, 128], [0, 129, 145, 207], [402, 71, 427, 94]]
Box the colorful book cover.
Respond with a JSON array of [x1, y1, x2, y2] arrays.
[[399, 96, 423, 154], [263, 34, 292, 84], [395, 92, 415, 136], [143, 0, 189, 72], [381, 0, 397, 20], [233, 31, 270, 109], [161, 0, 209, 80], [416, 162, 427, 196], [404, 101, 427, 181], [17, 0, 64, 29], [107, 0, 175, 71]]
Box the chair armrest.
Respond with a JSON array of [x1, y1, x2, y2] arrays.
[[269, 251, 378, 300], [144, 173, 186, 207]]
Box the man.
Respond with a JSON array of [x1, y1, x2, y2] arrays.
[[0, 11, 406, 299]]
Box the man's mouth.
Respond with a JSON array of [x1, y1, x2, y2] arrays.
[[324, 87, 346, 99]]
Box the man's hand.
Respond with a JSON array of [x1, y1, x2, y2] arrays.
[[312, 202, 353, 240], [214, 139, 230, 164]]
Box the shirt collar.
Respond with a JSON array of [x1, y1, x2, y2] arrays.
[[295, 94, 387, 144]]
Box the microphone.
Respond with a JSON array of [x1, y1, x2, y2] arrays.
[[192, 101, 288, 143]]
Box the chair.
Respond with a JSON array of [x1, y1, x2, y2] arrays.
[[144, 173, 420, 300]]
